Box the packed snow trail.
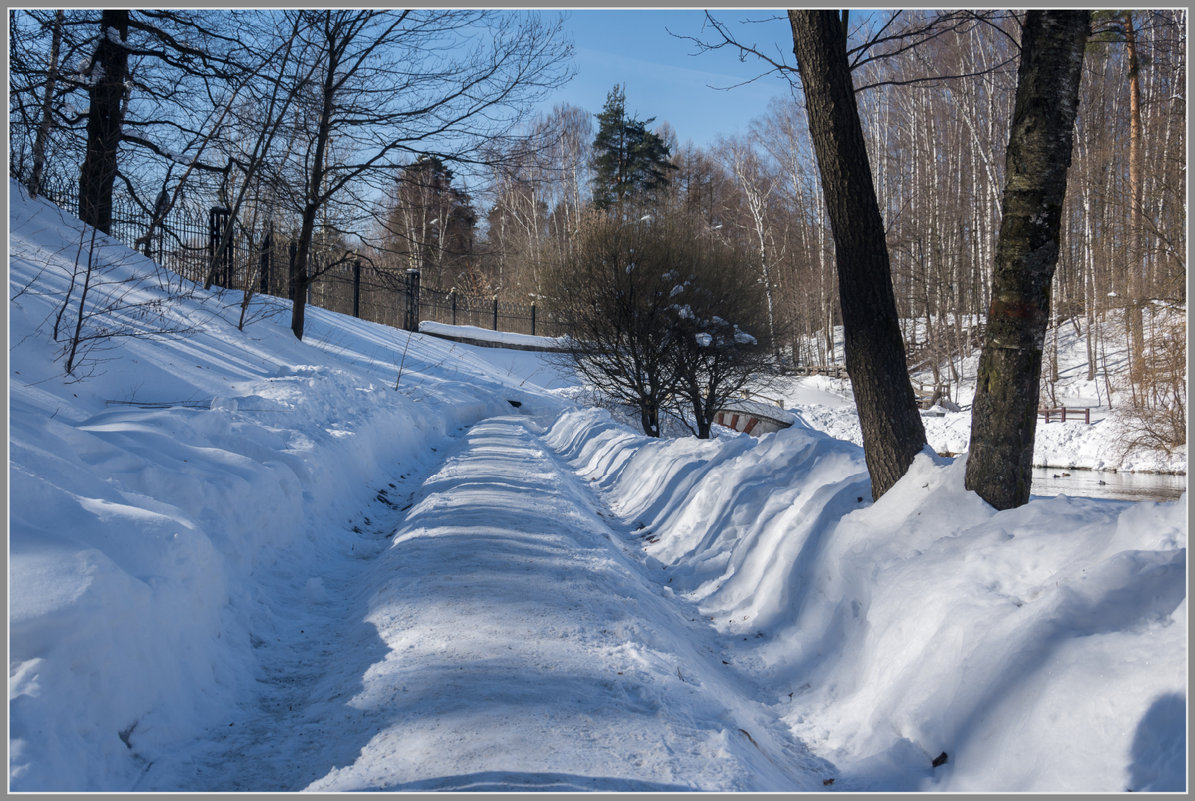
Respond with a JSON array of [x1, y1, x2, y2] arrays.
[[138, 414, 832, 792]]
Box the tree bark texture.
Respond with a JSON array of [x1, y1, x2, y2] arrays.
[[965, 10, 1090, 510], [788, 10, 927, 500], [79, 10, 129, 234]]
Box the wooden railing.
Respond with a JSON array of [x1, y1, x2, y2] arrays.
[[1038, 407, 1092, 424]]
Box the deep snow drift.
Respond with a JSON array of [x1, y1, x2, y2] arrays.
[[8, 181, 1188, 792]]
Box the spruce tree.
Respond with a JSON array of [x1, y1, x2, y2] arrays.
[[590, 84, 676, 213]]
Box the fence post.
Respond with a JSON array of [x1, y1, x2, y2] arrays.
[[531, 302, 536, 336], [404, 268, 421, 332], [157, 214, 165, 267], [450, 290, 457, 326], [492, 295, 499, 330], [352, 259, 361, 318], [288, 239, 297, 300], [207, 206, 231, 287], [259, 230, 272, 295]]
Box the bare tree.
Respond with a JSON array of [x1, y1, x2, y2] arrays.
[[71, 11, 253, 226], [482, 139, 549, 296], [77, 10, 129, 233], [542, 103, 595, 255], [965, 10, 1090, 510], [549, 208, 774, 439], [787, 10, 928, 499], [278, 9, 571, 340], [685, 10, 1012, 497], [662, 212, 776, 438], [724, 138, 782, 360], [25, 9, 65, 199]]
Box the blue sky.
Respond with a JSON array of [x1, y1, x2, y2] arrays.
[[534, 9, 797, 149]]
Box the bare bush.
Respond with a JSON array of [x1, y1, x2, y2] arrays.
[[548, 208, 775, 438], [1119, 312, 1186, 455]]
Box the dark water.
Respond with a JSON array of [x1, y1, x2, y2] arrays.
[[1031, 467, 1187, 503]]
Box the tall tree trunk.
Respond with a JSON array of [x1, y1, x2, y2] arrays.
[[290, 33, 337, 341], [965, 10, 1090, 510], [79, 9, 129, 233], [788, 10, 927, 500], [1123, 10, 1146, 391], [291, 205, 318, 340], [732, 150, 779, 359], [1081, 179, 1098, 382]]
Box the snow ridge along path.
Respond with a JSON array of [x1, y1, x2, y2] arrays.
[[140, 414, 832, 792]]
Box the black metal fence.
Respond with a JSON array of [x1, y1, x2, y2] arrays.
[[19, 174, 568, 338], [418, 285, 571, 337]]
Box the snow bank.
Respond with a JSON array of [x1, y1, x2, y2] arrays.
[[546, 408, 1187, 792], [418, 320, 570, 352], [7, 182, 566, 790]]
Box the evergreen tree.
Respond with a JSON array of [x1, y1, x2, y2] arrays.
[[387, 155, 477, 287], [590, 84, 676, 212]]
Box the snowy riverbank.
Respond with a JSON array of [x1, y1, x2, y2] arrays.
[[778, 373, 1187, 476]]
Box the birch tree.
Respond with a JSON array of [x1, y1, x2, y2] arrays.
[[726, 139, 781, 360]]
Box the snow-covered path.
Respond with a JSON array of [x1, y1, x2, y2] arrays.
[[138, 414, 831, 792], [11, 183, 1184, 793]]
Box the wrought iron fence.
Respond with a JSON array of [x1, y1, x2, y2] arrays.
[[417, 285, 571, 337], [16, 173, 570, 338]]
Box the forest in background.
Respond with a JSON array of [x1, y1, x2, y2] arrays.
[[8, 9, 1186, 447], [477, 11, 1185, 420]]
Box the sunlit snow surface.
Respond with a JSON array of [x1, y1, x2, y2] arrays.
[[8, 181, 1187, 792]]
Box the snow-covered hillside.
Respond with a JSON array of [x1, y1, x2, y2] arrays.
[[8, 181, 1187, 792]]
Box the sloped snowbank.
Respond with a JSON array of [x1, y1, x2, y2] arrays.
[[546, 408, 1187, 792], [7, 182, 567, 790]]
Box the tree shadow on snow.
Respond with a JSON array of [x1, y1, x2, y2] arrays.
[[1126, 692, 1186, 792], [381, 770, 693, 792]]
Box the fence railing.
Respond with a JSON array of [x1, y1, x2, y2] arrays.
[[18, 173, 570, 339]]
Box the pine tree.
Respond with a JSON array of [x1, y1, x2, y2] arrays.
[[387, 155, 477, 287], [590, 84, 676, 213]]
